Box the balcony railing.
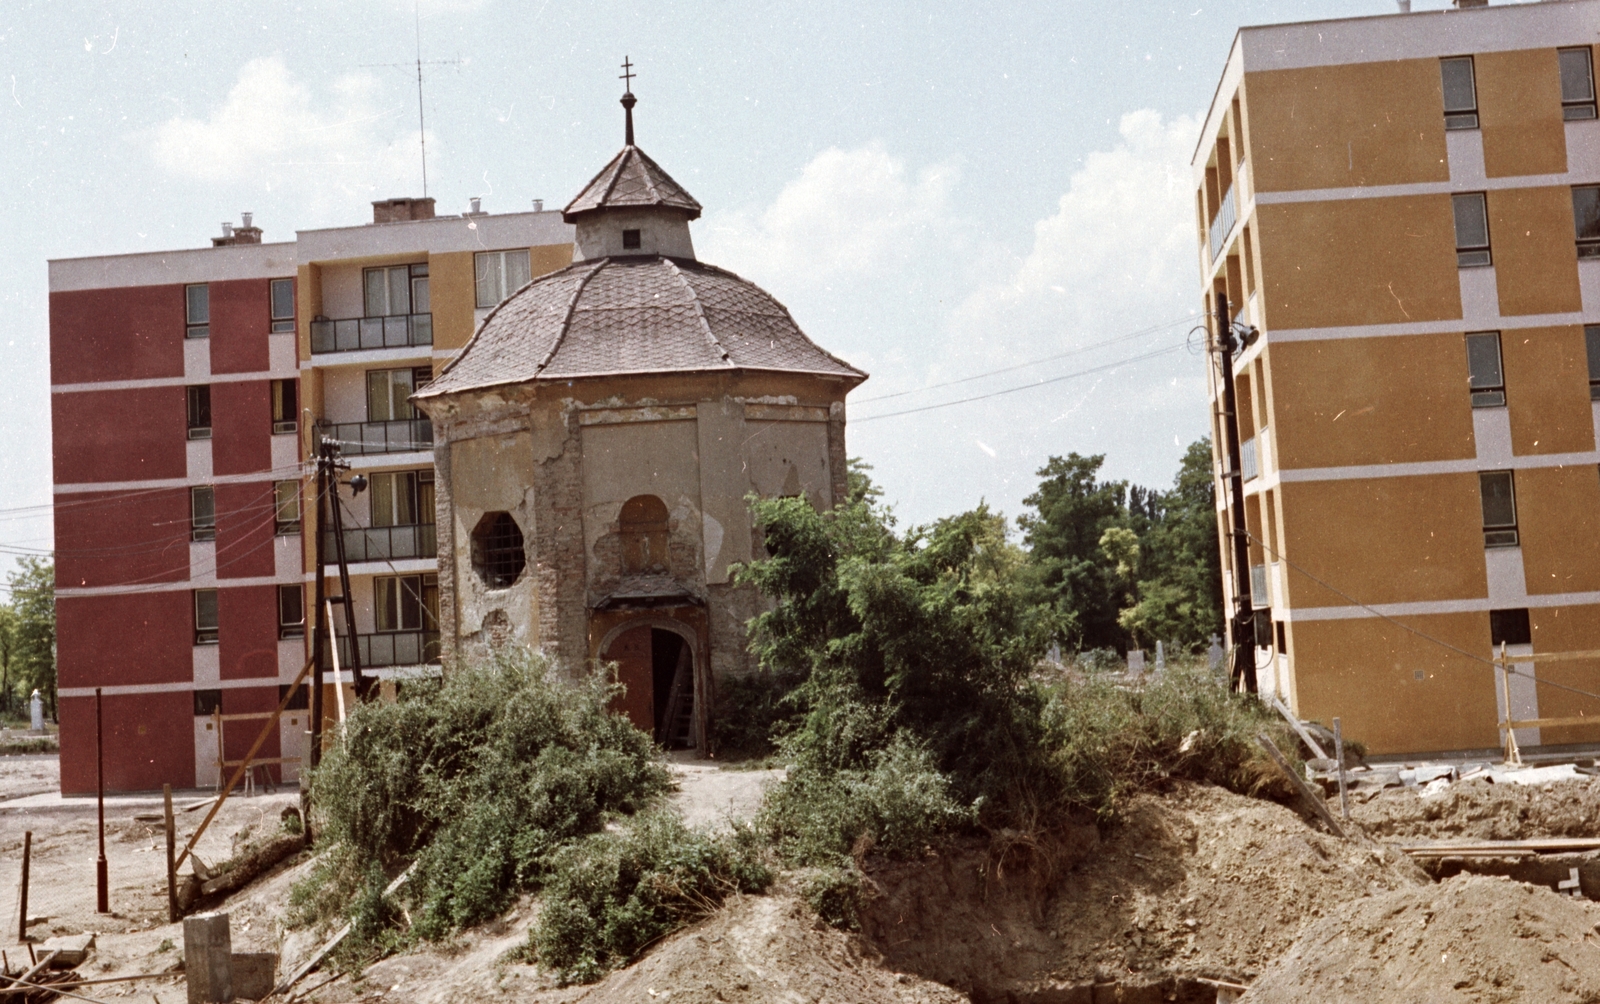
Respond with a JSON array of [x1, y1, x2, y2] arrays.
[[1240, 435, 1259, 481], [1209, 181, 1237, 263], [336, 631, 441, 668], [317, 418, 432, 456], [321, 523, 437, 564], [310, 313, 433, 354]]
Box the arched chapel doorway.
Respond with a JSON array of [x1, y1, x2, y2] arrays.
[[599, 618, 700, 748]]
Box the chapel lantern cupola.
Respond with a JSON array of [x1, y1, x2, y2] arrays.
[[563, 58, 703, 262]]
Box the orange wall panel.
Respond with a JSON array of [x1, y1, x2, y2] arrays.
[[1278, 474, 1486, 608], [1476, 48, 1567, 179], [1502, 325, 1594, 456], [1242, 61, 1449, 192], [1526, 605, 1600, 746], [1489, 187, 1583, 317], [1269, 334, 1475, 470], [1256, 196, 1461, 330], [1291, 611, 1499, 755], [1516, 465, 1600, 595]]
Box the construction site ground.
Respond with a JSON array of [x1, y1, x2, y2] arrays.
[[6, 754, 1600, 1001]]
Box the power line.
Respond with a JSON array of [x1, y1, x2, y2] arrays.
[[851, 315, 1194, 405], [851, 343, 1186, 424]]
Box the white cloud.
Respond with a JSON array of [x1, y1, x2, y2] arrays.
[[149, 57, 426, 198], [700, 142, 961, 288]]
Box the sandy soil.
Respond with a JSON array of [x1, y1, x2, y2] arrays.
[[1351, 773, 1600, 841]]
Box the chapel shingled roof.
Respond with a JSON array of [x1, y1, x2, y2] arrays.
[[562, 146, 703, 222], [416, 255, 866, 397]]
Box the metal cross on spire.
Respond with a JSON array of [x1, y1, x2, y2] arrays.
[[619, 56, 638, 146]]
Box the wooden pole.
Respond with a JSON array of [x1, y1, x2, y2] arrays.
[[1333, 717, 1349, 822], [327, 600, 347, 726], [1500, 641, 1522, 766], [163, 785, 177, 924], [17, 832, 29, 944], [95, 689, 107, 914]]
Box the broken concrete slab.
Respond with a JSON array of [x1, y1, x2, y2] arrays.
[[38, 933, 93, 967]]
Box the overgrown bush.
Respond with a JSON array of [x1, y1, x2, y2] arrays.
[[528, 812, 772, 985], [709, 664, 805, 760], [291, 648, 670, 954]]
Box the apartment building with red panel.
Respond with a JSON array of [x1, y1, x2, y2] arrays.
[[50, 201, 575, 793]]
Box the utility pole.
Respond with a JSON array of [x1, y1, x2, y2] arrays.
[[1214, 292, 1258, 694], [323, 444, 369, 701], [309, 448, 328, 785]]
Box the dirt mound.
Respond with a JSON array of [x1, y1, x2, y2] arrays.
[[1244, 874, 1600, 1003], [858, 783, 1427, 999], [1352, 775, 1600, 841]]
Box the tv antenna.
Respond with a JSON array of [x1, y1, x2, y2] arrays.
[[361, 2, 463, 198]]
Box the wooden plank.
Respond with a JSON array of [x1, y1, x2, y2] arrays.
[[1398, 837, 1600, 855], [219, 757, 301, 767], [1508, 716, 1600, 729], [1494, 649, 1600, 665], [271, 862, 416, 997], [1269, 698, 1329, 761], [1256, 733, 1345, 838], [218, 712, 280, 722]]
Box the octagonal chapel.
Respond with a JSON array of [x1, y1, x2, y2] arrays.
[[414, 89, 866, 751]]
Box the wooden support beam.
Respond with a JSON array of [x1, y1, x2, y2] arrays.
[[1256, 733, 1345, 838]]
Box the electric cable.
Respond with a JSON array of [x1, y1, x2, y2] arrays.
[[851, 342, 1186, 423], [851, 314, 1194, 405]]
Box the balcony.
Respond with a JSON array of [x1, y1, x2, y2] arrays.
[[336, 630, 441, 668], [1209, 181, 1237, 263], [310, 313, 433, 354], [317, 418, 432, 456], [1240, 435, 1259, 481], [321, 523, 437, 564]]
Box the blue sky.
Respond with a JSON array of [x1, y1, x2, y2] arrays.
[[0, 0, 1450, 568]]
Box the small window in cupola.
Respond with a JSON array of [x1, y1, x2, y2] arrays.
[[622, 229, 642, 249]]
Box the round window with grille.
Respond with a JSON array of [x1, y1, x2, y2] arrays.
[[470, 512, 526, 588]]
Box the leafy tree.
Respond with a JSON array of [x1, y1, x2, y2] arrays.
[[0, 604, 16, 718], [1121, 439, 1224, 649], [5, 559, 56, 719]]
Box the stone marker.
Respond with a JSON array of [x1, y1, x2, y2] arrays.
[[183, 911, 232, 1004], [1127, 649, 1146, 676]]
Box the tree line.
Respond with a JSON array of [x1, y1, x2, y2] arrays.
[[0, 557, 56, 722]]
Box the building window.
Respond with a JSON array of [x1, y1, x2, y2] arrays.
[[271, 379, 298, 434], [1452, 192, 1491, 267], [270, 278, 296, 333], [1275, 621, 1287, 653], [622, 228, 642, 250], [1489, 608, 1531, 647], [190, 486, 216, 542], [185, 284, 210, 339], [193, 689, 222, 716], [279, 683, 309, 710], [1465, 332, 1505, 408], [1574, 186, 1600, 260], [194, 589, 220, 645], [374, 574, 439, 632], [364, 263, 428, 318], [274, 481, 302, 535], [1560, 47, 1597, 121], [366, 367, 431, 422], [186, 385, 212, 439], [1440, 56, 1478, 130], [371, 470, 435, 527], [470, 512, 526, 588], [474, 249, 532, 308], [278, 584, 305, 639], [1479, 470, 1518, 548], [1587, 325, 1600, 402]]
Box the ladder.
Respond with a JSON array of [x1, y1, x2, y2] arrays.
[[656, 645, 695, 748]]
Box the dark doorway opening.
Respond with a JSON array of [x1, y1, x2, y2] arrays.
[[651, 629, 692, 748]]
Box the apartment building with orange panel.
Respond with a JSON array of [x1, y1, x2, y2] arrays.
[[1194, 1, 1600, 756]]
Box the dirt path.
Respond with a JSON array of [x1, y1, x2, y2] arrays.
[[664, 753, 783, 830]]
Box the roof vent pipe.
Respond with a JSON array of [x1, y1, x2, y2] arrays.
[[533, 199, 544, 212], [470, 197, 482, 214], [1396, 0, 1411, 10], [221, 222, 234, 238], [241, 212, 253, 229]]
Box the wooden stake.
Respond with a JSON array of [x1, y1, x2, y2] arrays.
[[1269, 696, 1329, 760], [1500, 641, 1522, 767], [17, 832, 29, 944], [1333, 717, 1349, 822], [1256, 733, 1345, 838], [163, 785, 177, 924]]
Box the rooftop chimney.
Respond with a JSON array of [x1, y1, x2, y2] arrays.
[[466, 196, 486, 217], [211, 214, 263, 247], [371, 197, 437, 224], [1396, 0, 1411, 10], [533, 199, 545, 212], [1452, 0, 1488, 7]]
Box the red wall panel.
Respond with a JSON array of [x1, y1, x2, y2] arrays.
[[50, 285, 185, 385], [211, 380, 272, 477], [59, 691, 195, 795], [56, 592, 193, 689], [213, 483, 277, 580], [210, 279, 271, 375], [221, 685, 283, 784], [219, 585, 279, 680], [55, 488, 190, 589], [53, 386, 187, 484]]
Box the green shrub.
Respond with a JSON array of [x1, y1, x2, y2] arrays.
[[709, 665, 805, 760], [293, 647, 670, 950], [529, 812, 772, 985]]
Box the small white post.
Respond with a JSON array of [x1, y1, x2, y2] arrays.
[[28, 691, 43, 734]]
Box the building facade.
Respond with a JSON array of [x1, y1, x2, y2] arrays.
[[415, 111, 866, 751], [1195, 1, 1600, 755], [49, 199, 574, 793]]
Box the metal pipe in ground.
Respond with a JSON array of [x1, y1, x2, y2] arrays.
[[17, 832, 30, 944], [164, 785, 178, 923], [95, 688, 108, 914]]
